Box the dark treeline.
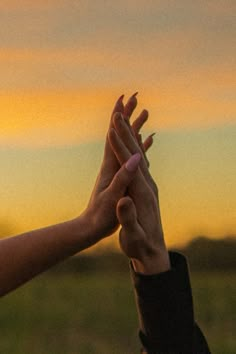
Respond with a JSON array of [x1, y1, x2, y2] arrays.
[[49, 236, 236, 275], [179, 236, 236, 271]]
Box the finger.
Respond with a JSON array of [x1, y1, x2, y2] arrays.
[[123, 92, 138, 120], [135, 132, 150, 168], [111, 94, 125, 119], [143, 133, 156, 152], [108, 126, 154, 200], [116, 196, 139, 232], [112, 113, 152, 180], [123, 104, 150, 166], [102, 95, 125, 176], [108, 153, 141, 197], [104, 95, 125, 145], [132, 110, 150, 166], [113, 113, 143, 157], [132, 109, 149, 134], [109, 126, 155, 224], [108, 126, 146, 183], [108, 125, 131, 165]]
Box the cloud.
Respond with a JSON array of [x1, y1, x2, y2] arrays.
[[0, 0, 62, 10], [0, 30, 235, 90], [1, 81, 235, 149], [0, 89, 121, 148], [1, 0, 235, 50], [0, 1, 235, 147]]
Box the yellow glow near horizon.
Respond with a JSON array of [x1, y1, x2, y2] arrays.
[[0, 1, 235, 248], [1, 84, 235, 148]]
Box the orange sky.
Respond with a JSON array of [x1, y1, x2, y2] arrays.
[[0, 1, 235, 248]]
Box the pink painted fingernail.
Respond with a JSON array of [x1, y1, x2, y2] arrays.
[[125, 153, 141, 172]]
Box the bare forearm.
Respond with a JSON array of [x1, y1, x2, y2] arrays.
[[0, 215, 92, 296]]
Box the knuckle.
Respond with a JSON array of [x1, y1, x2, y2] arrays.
[[112, 170, 127, 189]]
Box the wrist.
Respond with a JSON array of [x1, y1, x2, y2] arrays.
[[70, 211, 99, 251], [131, 249, 171, 275]]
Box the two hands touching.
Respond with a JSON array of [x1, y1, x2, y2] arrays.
[[0, 93, 170, 297], [0, 94, 212, 354], [84, 93, 170, 274]]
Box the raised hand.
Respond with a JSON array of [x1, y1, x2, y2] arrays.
[[0, 94, 147, 296], [82, 94, 152, 244], [108, 111, 171, 274]]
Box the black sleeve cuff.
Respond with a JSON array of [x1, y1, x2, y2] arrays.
[[130, 252, 194, 353]]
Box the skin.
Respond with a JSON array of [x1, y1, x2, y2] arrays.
[[0, 93, 169, 296], [109, 111, 171, 274], [0, 94, 144, 297], [85, 93, 155, 240]]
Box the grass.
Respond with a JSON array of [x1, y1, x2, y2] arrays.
[[192, 271, 236, 354], [0, 266, 235, 353]]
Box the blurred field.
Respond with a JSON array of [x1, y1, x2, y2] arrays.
[[0, 256, 235, 354]]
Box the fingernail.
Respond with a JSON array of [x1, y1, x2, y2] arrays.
[[125, 153, 141, 172]]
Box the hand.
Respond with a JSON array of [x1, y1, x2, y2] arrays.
[[82, 94, 151, 245], [109, 111, 171, 274]]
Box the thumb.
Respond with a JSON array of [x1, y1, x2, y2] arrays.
[[116, 196, 138, 232], [108, 153, 141, 197]]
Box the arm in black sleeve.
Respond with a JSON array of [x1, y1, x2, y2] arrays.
[[130, 252, 211, 354]]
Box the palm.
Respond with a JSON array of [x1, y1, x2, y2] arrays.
[[87, 93, 153, 240]]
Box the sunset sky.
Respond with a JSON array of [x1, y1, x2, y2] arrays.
[[0, 1, 235, 248]]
